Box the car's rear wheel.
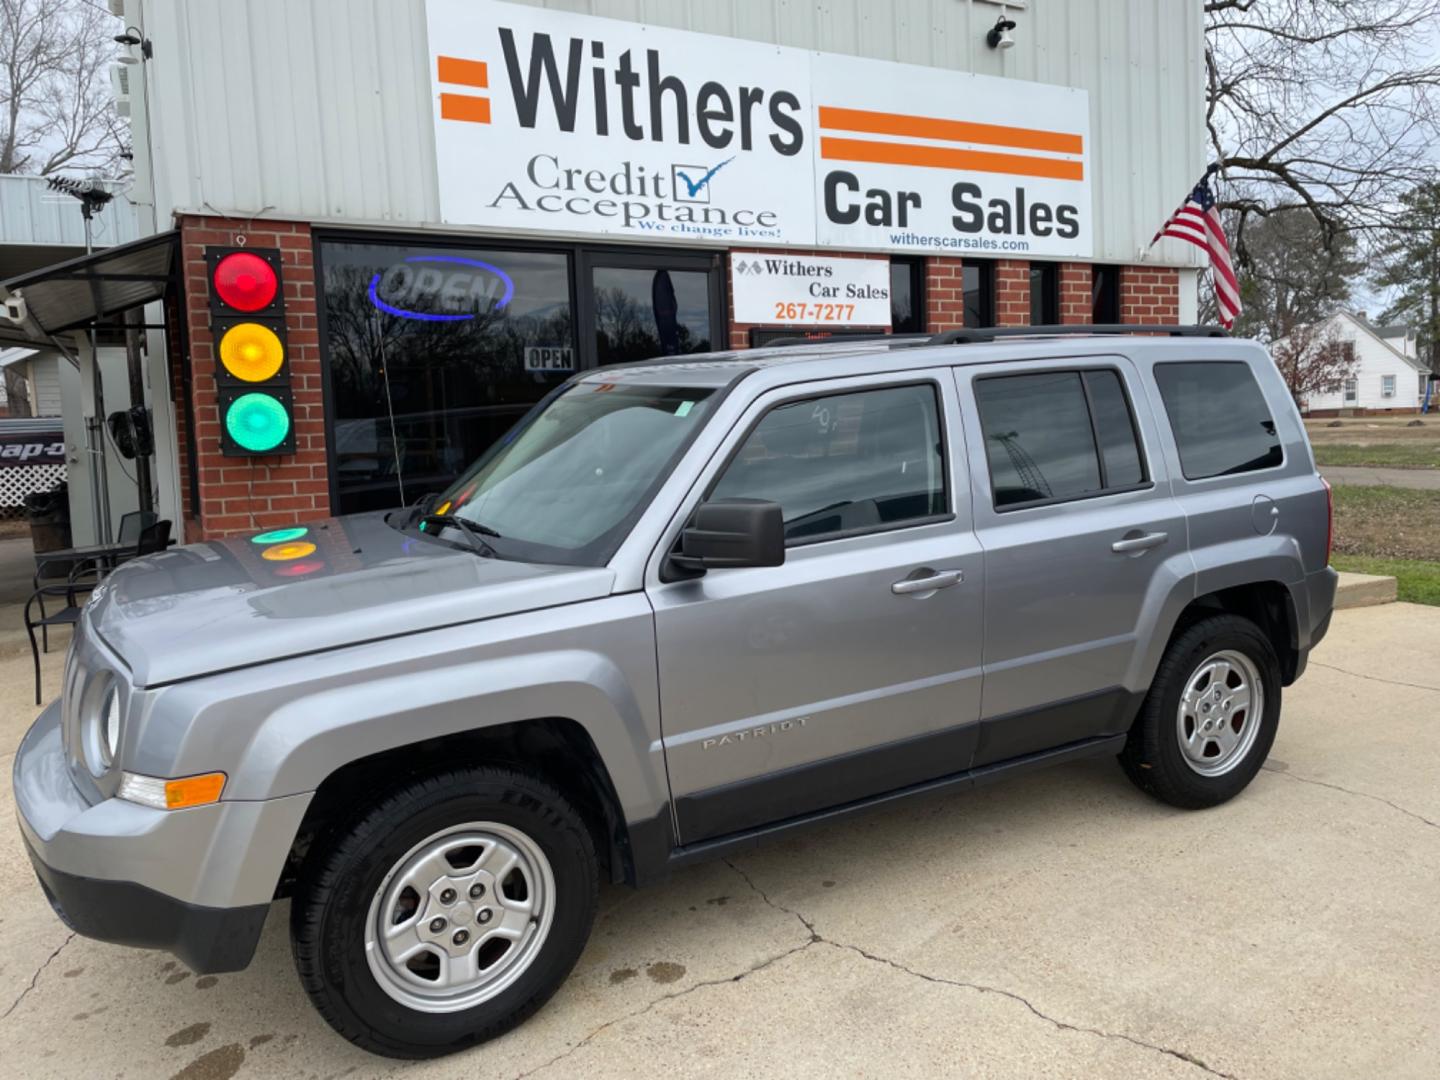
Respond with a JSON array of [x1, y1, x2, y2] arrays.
[[1120, 614, 1281, 809], [291, 766, 598, 1059]]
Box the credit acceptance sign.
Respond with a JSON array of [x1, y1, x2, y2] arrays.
[[425, 0, 1092, 258], [731, 253, 891, 327]]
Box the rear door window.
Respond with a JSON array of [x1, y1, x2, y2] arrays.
[[973, 368, 1148, 509], [1153, 362, 1283, 479]]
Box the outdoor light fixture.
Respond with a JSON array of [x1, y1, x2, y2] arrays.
[[987, 12, 1017, 50], [113, 27, 153, 63], [206, 246, 296, 456]]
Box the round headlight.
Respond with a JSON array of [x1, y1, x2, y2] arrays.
[[83, 680, 122, 777], [102, 686, 121, 766]]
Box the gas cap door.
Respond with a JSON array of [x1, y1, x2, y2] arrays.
[[1251, 494, 1279, 536]]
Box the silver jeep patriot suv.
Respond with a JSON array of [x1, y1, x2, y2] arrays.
[[15, 326, 1337, 1058]]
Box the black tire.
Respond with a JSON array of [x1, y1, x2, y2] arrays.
[[1120, 614, 1281, 809], [290, 766, 598, 1059]]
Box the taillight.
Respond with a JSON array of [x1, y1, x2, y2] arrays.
[[1321, 476, 1334, 565]]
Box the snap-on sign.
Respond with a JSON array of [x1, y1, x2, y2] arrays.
[[0, 432, 65, 466]]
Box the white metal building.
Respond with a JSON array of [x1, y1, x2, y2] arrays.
[[4, 0, 1209, 540]]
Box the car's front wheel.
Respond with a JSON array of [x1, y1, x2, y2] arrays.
[[1120, 613, 1282, 809], [291, 766, 598, 1058]]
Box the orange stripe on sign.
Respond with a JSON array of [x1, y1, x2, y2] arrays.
[[437, 56, 488, 88], [441, 93, 491, 124], [818, 106, 1083, 155], [820, 137, 1085, 181]]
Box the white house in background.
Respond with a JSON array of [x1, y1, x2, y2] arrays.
[[1295, 310, 1432, 415], [0, 347, 62, 417]]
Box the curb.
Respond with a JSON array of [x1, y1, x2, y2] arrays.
[[1334, 572, 1398, 610]]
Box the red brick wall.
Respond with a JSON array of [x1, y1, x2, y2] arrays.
[[163, 227, 1188, 537], [995, 259, 1030, 327], [176, 215, 330, 540], [1060, 263, 1093, 325], [1120, 266, 1181, 324], [924, 257, 965, 332]]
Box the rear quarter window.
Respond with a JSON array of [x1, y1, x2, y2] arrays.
[[1153, 361, 1283, 480]]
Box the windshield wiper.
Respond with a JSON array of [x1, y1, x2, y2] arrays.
[[419, 513, 502, 558]]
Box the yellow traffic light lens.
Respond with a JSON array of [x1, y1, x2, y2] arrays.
[[261, 540, 317, 561], [219, 322, 283, 382]]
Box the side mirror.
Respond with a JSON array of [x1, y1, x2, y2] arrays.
[[669, 498, 785, 574]]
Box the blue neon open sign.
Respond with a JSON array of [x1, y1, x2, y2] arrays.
[[367, 255, 515, 322]]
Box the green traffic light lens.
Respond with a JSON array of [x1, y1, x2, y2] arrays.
[[226, 392, 290, 452], [251, 526, 307, 545]]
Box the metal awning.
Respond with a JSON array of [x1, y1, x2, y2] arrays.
[[0, 230, 177, 335]]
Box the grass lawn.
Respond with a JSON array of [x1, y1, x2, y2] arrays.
[[1312, 443, 1440, 468], [1331, 555, 1440, 606], [1330, 485, 1440, 606], [1331, 485, 1440, 561]]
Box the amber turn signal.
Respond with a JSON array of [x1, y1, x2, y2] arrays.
[[118, 771, 227, 810]]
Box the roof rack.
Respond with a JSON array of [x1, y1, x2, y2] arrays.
[[765, 332, 931, 348], [929, 324, 1229, 345]]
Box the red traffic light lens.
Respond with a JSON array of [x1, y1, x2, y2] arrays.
[[213, 251, 278, 312], [272, 559, 324, 577]]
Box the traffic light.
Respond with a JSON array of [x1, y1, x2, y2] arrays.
[[205, 246, 295, 456]]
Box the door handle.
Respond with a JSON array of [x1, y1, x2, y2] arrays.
[[891, 569, 963, 595], [1111, 531, 1168, 554]]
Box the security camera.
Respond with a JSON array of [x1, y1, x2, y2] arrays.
[[2, 295, 25, 324]]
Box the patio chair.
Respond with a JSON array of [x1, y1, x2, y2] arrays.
[[24, 520, 173, 703], [24, 578, 94, 705]]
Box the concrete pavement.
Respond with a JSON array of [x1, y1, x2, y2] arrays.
[[1, 605, 1437, 1079], [1321, 465, 1440, 490]]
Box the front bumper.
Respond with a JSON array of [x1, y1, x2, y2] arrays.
[[14, 701, 311, 973], [23, 835, 269, 973]]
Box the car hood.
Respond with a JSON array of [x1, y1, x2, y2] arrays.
[[88, 513, 616, 686]]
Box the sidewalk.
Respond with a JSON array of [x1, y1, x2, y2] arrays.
[[1, 603, 1437, 1079]]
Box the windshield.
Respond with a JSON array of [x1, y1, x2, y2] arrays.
[[425, 381, 717, 565]]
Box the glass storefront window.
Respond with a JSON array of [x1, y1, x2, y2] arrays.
[[591, 266, 714, 362], [320, 241, 575, 515], [1030, 263, 1059, 325], [963, 261, 995, 328], [890, 257, 925, 334]]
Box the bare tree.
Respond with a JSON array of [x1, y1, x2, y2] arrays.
[[1205, 0, 1440, 249], [1227, 208, 1363, 341], [1271, 318, 1360, 404], [0, 0, 125, 176]]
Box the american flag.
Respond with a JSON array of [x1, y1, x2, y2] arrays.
[[1153, 177, 1241, 329]]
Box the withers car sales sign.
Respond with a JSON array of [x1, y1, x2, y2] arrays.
[[731, 253, 891, 327], [425, 0, 1092, 258]]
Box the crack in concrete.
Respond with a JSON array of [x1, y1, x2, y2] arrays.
[[512, 938, 816, 1080], [1, 932, 75, 1022], [1309, 661, 1440, 695], [724, 860, 1239, 1080], [1262, 765, 1438, 830]]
